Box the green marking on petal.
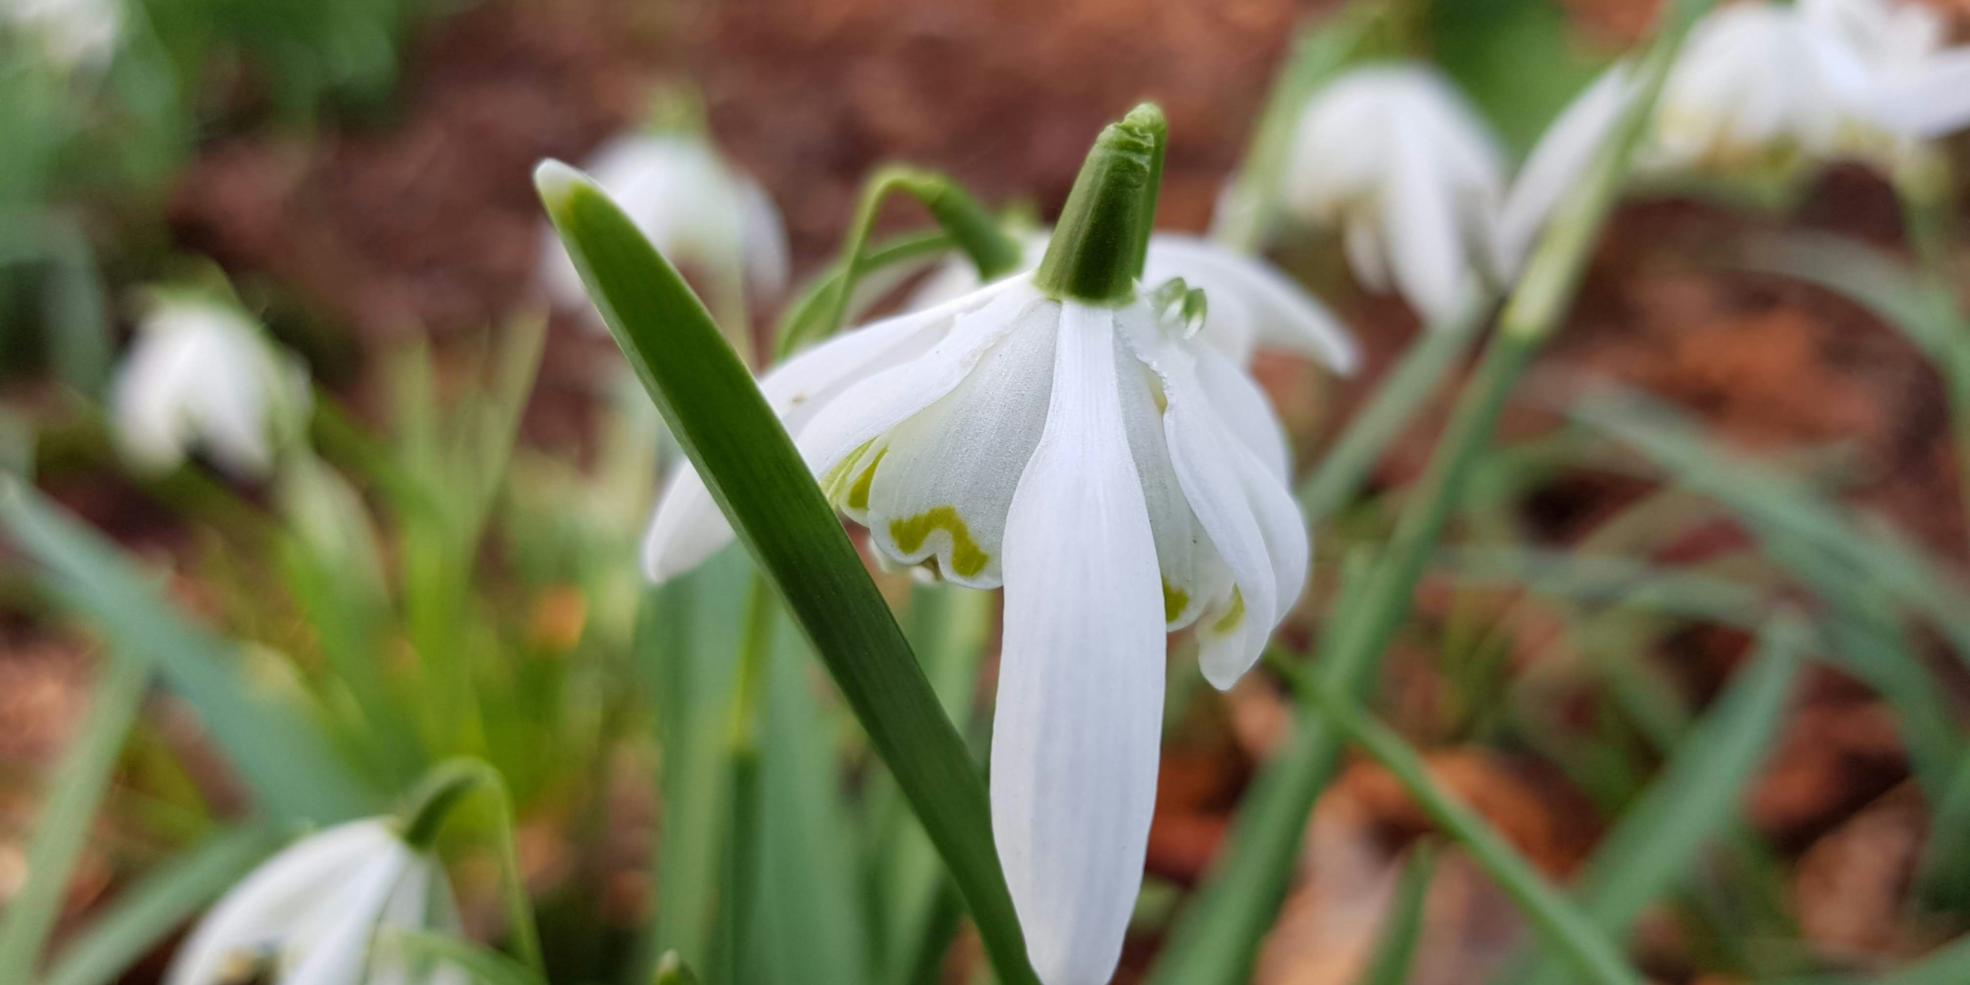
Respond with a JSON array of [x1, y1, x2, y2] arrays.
[[847, 448, 887, 512], [1210, 588, 1246, 635], [889, 506, 990, 579], [822, 440, 879, 503], [1163, 580, 1190, 625]]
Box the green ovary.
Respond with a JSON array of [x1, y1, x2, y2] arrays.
[[889, 506, 990, 579]]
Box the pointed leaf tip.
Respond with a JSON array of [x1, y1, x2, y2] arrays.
[[533, 159, 587, 215]]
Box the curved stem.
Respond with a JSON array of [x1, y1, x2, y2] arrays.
[[397, 760, 545, 978]]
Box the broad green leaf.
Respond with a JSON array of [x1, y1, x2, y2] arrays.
[[0, 643, 150, 983], [1512, 616, 1803, 985], [0, 480, 377, 824], [538, 164, 1034, 984], [41, 825, 276, 985]]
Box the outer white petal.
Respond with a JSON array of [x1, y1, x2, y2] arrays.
[[639, 295, 952, 582], [165, 820, 399, 985], [1498, 66, 1636, 274], [111, 330, 200, 475], [1144, 234, 1359, 373], [283, 846, 416, 985], [1865, 50, 1970, 137], [795, 281, 1042, 481], [190, 334, 279, 478], [738, 178, 792, 297], [1119, 311, 1281, 689], [1190, 346, 1290, 482], [992, 303, 1164, 985], [1383, 129, 1469, 322]]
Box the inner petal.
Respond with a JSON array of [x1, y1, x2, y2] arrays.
[[862, 306, 1061, 588], [1115, 333, 1233, 632]]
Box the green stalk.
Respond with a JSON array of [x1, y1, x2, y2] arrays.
[[794, 168, 1022, 357], [399, 760, 545, 978], [711, 576, 777, 982]]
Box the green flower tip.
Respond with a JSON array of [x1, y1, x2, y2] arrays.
[[1035, 102, 1170, 306], [533, 159, 589, 218]]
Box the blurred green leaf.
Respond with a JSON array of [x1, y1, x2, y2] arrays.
[[42, 824, 276, 985], [0, 480, 377, 823], [0, 641, 150, 983], [1356, 845, 1436, 985], [1512, 616, 1803, 985], [537, 165, 1033, 983]]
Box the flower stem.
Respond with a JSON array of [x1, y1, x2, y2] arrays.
[[795, 168, 1022, 357], [396, 759, 545, 978], [709, 574, 777, 980]]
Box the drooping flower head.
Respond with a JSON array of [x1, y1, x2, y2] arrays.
[[1279, 62, 1508, 322], [540, 122, 789, 327], [110, 288, 311, 479], [2, 0, 122, 72], [907, 230, 1359, 372], [643, 105, 1309, 983], [165, 819, 465, 985]]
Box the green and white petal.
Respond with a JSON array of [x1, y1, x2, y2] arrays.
[[166, 820, 399, 985], [796, 281, 1044, 484], [640, 294, 954, 581], [860, 316, 1058, 588], [991, 303, 1164, 985], [1143, 234, 1359, 373], [1115, 332, 1232, 631]]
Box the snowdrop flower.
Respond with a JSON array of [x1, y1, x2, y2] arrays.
[[1279, 63, 1507, 322], [541, 129, 788, 324], [1802, 0, 1970, 141], [111, 291, 311, 479], [641, 106, 1305, 982], [907, 230, 1358, 371], [2, 0, 121, 71], [166, 819, 464, 985]]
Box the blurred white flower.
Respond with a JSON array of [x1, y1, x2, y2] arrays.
[[541, 131, 789, 323], [907, 231, 1359, 371], [1495, 66, 1638, 272], [166, 819, 466, 985], [1279, 63, 1507, 322], [2, 0, 122, 71], [1802, 0, 1970, 140], [111, 294, 311, 479]]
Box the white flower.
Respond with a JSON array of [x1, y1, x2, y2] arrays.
[[1802, 0, 1970, 140], [644, 274, 1304, 981], [2, 0, 121, 71], [907, 232, 1359, 371], [540, 132, 788, 322], [110, 294, 311, 479], [1279, 63, 1507, 322], [166, 819, 466, 985]]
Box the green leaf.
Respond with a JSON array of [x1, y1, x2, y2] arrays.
[[388, 930, 547, 985], [0, 644, 151, 983], [537, 164, 1035, 985], [0, 480, 377, 824], [1512, 616, 1803, 985], [1356, 845, 1437, 985], [1729, 231, 1958, 360], [41, 825, 277, 985]]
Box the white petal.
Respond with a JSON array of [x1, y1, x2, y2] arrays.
[[1383, 129, 1470, 322], [1498, 66, 1635, 274], [738, 178, 792, 297], [795, 282, 1042, 482], [1115, 333, 1232, 631], [1867, 50, 1970, 137], [166, 821, 398, 985], [111, 330, 200, 475], [283, 847, 416, 985], [1190, 345, 1290, 482], [861, 319, 1057, 588], [1343, 218, 1391, 292], [1144, 234, 1359, 373], [991, 303, 1164, 985]]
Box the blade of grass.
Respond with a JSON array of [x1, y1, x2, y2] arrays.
[[41, 824, 277, 985], [0, 644, 150, 983], [538, 164, 1035, 984], [1355, 845, 1437, 985], [1511, 615, 1804, 985], [1, 481, 376, 824]]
